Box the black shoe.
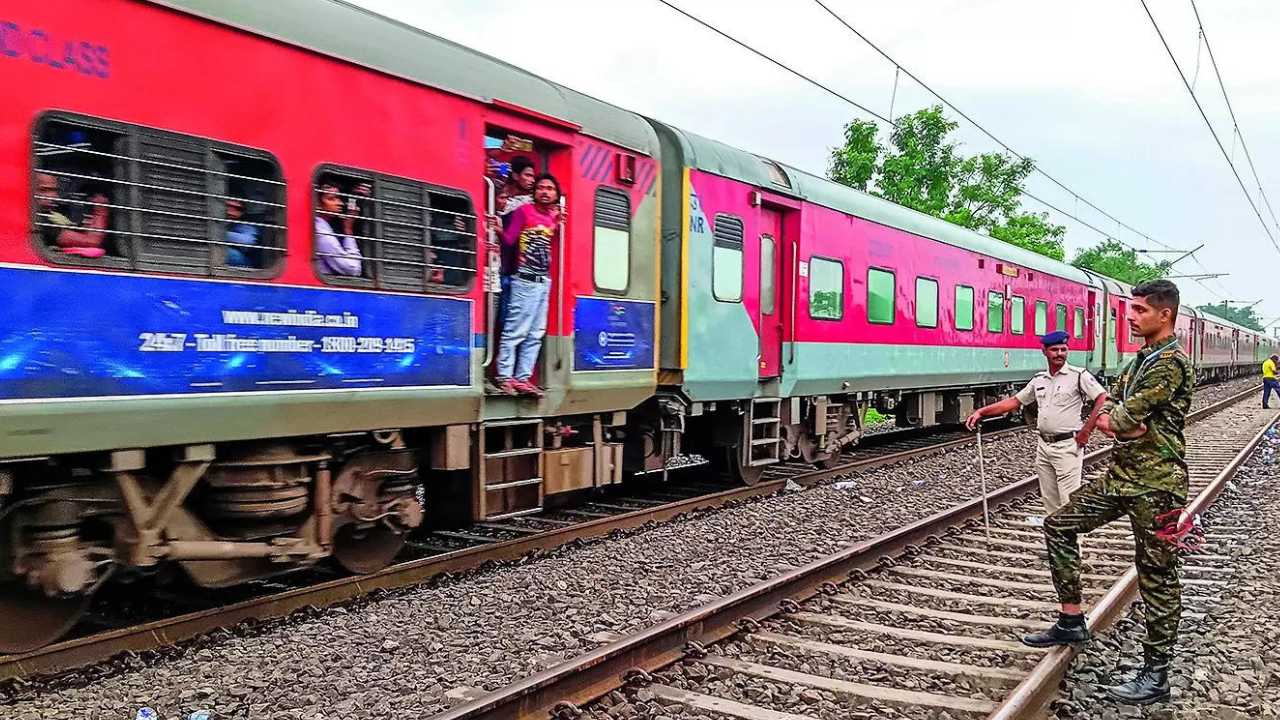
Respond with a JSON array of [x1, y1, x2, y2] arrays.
[[1106, 662, 1170, 705], [1022, 612, 1089, 648]]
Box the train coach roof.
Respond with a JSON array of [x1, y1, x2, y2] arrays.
[[653, 122, 1096, 286], [148, 0, 659, 155]]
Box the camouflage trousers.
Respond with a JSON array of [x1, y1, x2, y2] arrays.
[[1044, 482, 1182, 663]]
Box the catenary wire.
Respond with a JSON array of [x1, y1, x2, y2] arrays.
[[653, 0, 1230, 299], [1139, 0, 1280, 258], [1187, 0, 1280, 235]]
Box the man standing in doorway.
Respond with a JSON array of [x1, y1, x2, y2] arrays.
[[1022, 279, 1193, 706], [494, 174, 562, 397], [1263, 353, 1279, 409], [966, 331, 1109, 521]]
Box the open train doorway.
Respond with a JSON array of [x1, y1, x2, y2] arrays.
[[482, 127, 565, 396]]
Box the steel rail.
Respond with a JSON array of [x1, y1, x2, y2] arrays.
[[988, 405, 1278, 720], [426, 384, 1261, 720], [0, 422, 1023, 680]]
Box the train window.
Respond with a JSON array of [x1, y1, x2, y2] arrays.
[[1074, 307, 1085, 339], [915, 277, 938, 328], [313, 165, 477, 292], [712, 214, 744, 303], [955, 285, 974, 331], [866, 267, 894, 324], [1011, 296, 1025, 334], [1056, 304, 1068, 333], [1034, 300, 1048, 336], [810, 257, 845, 321], [760, 235, 777, 315], [593, 187, 630, 292], [987, 291, 1004, 333], [31, 113, 285, 276]]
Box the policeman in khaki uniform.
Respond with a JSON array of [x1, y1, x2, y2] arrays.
[[1022, 280, 1193, 706], [967, 330, 1109, 518]]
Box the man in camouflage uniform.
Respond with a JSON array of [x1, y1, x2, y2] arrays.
[[1021, 279, 1193, 706]]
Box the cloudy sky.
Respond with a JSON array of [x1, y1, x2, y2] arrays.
[[351, 0, 1280, 326]]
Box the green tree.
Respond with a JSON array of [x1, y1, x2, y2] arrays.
[[1069, 240, 1168, 285], [990, 212, 1066, 261], [827, 106, 1065, 260], [827, 119, 880, 192], [1198, 303, 1264, 332]]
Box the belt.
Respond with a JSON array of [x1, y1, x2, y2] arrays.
[[1039, 430, 1076, 444], [516, 271, 549, 283]]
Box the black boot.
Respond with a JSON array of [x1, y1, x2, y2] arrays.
[[1022, 612, 1089, 648], [1106, 661, 1170, 705]]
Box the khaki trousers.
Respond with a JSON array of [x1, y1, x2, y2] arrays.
[[1035, 437, 1083, 514]]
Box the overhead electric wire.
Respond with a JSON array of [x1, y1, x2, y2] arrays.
[[1139, 0, 1280, 258], [653, 0, 1186, 258], [1187, 0, 1280, 235], [810, 0, 1179, 253]]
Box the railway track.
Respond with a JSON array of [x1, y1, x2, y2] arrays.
[[421, 385, 1270, 720], [0, 418, 1024, 681]]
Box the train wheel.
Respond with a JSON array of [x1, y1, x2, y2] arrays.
[[716, 446, 767, 486], [0, 580, 92, 653], [332, 524, 405, 575], [816, 449, 844, 470]]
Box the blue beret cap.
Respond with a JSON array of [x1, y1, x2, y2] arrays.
[[1041, 331, 1070, 346]]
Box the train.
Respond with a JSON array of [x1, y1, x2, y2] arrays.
[[2, 0, 1275, 651]]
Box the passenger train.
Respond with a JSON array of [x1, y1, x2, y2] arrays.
[[1, 0, 1274, 650]]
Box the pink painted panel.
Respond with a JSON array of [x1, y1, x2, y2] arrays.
[[793, 202, 1094, 351]]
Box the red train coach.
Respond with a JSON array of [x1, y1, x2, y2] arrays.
[[0, 0, 661, 651]]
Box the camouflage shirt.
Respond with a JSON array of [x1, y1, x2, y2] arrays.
[[1099, 334, 1194, 501]]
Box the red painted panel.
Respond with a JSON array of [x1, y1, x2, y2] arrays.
[[1, 0, 652, 344]]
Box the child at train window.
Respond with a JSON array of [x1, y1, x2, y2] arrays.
[[494, 173, 563, 397], [314, 180, 368, 277], [224, 198, 260, 268], [34, 172, 110, 258]]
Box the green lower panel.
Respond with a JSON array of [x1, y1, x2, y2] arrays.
[[0, 384, 482, 459], [680, 342, 1095, 401]]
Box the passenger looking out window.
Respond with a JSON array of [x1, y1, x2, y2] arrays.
[[495, 174, 563, 398], [34, 171, 109, 258], [314, 179, 369, 277], [224, 198, 259, 268]]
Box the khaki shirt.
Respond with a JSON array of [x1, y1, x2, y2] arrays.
[[1015, 363, 1107, 435]]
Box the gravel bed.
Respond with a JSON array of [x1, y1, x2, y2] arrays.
[[641, 659, 936, 720], [1190, 376, 1260, 411], [720, 633, 1011, 700], [3, 382, 1263, 720], [1054, 417, 1280, 719], [0, 427, 1059, 719]]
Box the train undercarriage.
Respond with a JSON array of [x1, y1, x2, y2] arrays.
[[0, 373, 1189, 653]]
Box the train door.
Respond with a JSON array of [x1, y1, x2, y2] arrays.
[[1116, 298, 1128, 357], [481, 122, 572, 389], [1086, 290, 1098, 365], [758, 208, 784, 377]]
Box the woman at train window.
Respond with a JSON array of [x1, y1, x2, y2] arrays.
[[314, 180, 368, 277], [35, 172, 110, 258], [494, 173, 563, 397]]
